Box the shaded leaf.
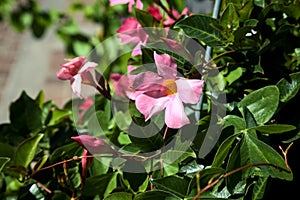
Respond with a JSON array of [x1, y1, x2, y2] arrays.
[[82, 173, 116, 197], [151, 176, 189, 198], [0, 157, 10, 172], [134, 190, 181, 200], [10, 91, 43, 133], [104, 192, 133, 200]]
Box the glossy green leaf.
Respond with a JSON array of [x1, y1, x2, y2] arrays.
[[134, 190, 181, 200], [238, 86, 279, 125], [251, 124, 296, 134], [14, 133, 44, 168], [276, 72, 300, 103], [175, 15, 225, 47], [104, 192, 133, 200], [226, 133, 292, 192], [212, 133, 241, 167], [223, 115, 246, 134], [151, 176, 189, 198], [0, 157, 10, 172]]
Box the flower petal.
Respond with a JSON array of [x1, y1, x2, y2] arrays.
[[71, 74, 82, 98], [132, 71, 163, 91], [110, 0, 130, 6], [176, 79, 204, 104], [78, 62, 97, 74], [165, 95, 190, 128], [154, 51, 177, 79], [135, 94, 170, 121]]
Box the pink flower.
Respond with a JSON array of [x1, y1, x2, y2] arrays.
[[131, 52, 203, 129], [116, 17, 148, 56], [110, 0, 143, 12], [110, 65, 139, 99], [56, 57, 98, 98], [147, 5, 163, 21], [71, 135, 114, 185]]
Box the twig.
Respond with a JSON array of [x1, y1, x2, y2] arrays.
[[192, 162, 291, 199]]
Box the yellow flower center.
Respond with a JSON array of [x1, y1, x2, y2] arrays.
[[163, 79, 177, 95]]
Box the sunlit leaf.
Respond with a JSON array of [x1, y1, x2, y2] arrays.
[[276, 72, 300, 103], [175, 15, 225, 47], [238, 86, 279, 125], [14, 134, 44, 169]]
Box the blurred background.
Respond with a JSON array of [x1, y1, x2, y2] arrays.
[[0, 0, 213, 123]]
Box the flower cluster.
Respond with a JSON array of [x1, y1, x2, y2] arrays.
[[57, 1, 203, 129]]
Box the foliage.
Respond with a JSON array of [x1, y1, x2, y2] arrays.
[[0, 0, 300, 199]]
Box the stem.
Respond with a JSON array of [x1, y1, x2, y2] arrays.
[[163, 126, 169, 140], [193, 162, 291, 199]]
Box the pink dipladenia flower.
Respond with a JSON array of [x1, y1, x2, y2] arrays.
[[71, 135, 115, 185], [131, 52, 203, 129], [110, 65, 141, 99], [56, 57, 98, 98], [110, 0, 143, 12], [116, 17, 149, 56]]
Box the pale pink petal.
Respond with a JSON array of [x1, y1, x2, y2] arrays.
[[78, 62, 97, 74], [135, 94, 170, 121], [110, 0, 130, 6], [71, 74, 82, 98], [165, 95, 190, 128], [135, 0, 143, 10], [154, 51, 177, 79], [132, 42, 143, 56], [132, 71, 163, 91], [176, 79, 204, 104]]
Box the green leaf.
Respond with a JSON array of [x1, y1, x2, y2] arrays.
[[226, 133, 292, 192], [161, 140, 196, 165], [238, 86, 279, 125], [134, 190, 181, 200], [10, 91, 43, 133], [223, 115, 246, 134], [82, 173, 116, 198], [225, 67, 243, 85], [14, 133, 44, 168], [220, 3, 240, 31], [276, 72, 300, 103], [151, 176, 189, 198], [252, 176, 268, 200], [212, 133, 241, 167], [251, 124, 296, 134], [135, 8, 155, 27], [104, 192, 133, 200], [0, 157, 10, 172], [175, 15, 225, 47]]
